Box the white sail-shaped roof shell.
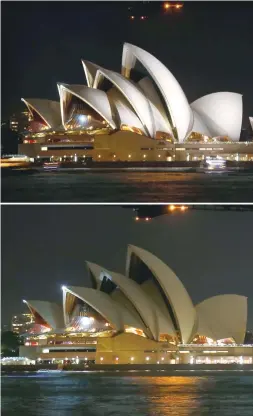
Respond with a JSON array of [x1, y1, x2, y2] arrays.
[[138, 77, 167, 121], [81, 60, 100, 88], [62, 285, 143, 332], [93, 68, 155, 137], [86, 262, 148, 333], [21, 98, 61, 129], [191, 92, 243, 141], [149, 100, 174, 138], [138, 77, 173, 136], [86, 262, 158, 339], [107, 87, 146, 133], [122, 43, 193, 142], [86, 262, 100, 289], [86, 261, 148, 335], [24, 300, 64, 330], [81, 59, 144, 133], [249, 117, 253, 132], [126, 245, 196, 344], [57, 84, 116, 130], [190, 109, 212, 137], [196, 295, 247, 344], [86, 262, 176, 341]]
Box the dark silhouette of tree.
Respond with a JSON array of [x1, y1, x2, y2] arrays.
[[1, 331, 22, 357], [244, 331, 253, 344], [1, 124, 19, 154]]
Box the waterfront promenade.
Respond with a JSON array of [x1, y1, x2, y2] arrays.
[[2, 363, 253, 375]]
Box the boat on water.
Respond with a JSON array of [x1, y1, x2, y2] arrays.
[[42, 161, 60, 171], [37, 369, 62, 373], [0, 154, 31, 168], [198, 156, 227, 172]]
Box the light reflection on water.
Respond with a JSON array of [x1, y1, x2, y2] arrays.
[[2, 171, 253, 202], [132, 376, 201, 416], [2, 375, 253, 416]]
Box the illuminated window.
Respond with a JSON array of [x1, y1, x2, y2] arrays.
[[120, 125, 144, 135], [124, 326, 146, 337]]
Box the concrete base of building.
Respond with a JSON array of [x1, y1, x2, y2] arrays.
[[20, 333, 253, 366], [18, 130, 253, 163]]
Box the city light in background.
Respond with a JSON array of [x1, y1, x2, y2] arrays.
[[163, 2, 183, 11], [134, 205, 188, 221], [128, 2, 184, 21], [132, 205, 253, 222]]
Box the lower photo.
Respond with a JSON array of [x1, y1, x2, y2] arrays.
[[1, 204, 253, 415]]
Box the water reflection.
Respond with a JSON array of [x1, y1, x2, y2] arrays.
[[2, 375, 253, 416], [134, 376, 201, 416], [2, 171, 253, 202]]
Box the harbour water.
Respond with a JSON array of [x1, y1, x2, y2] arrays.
[[2, 170, 253, 202], [2, 374, 253, 415]]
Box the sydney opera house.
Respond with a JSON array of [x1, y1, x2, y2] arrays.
[[20, 245, 253, 365], [19, 43, 253, 163]]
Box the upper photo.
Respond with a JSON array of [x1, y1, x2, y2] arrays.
[[2, 1, 253, 203]]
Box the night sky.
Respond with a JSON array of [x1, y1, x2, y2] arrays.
[[2, 205, 253, 330], [2, 1, 253, 126]]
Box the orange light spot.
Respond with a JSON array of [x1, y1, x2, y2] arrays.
[[169, 205, 176, 211]]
